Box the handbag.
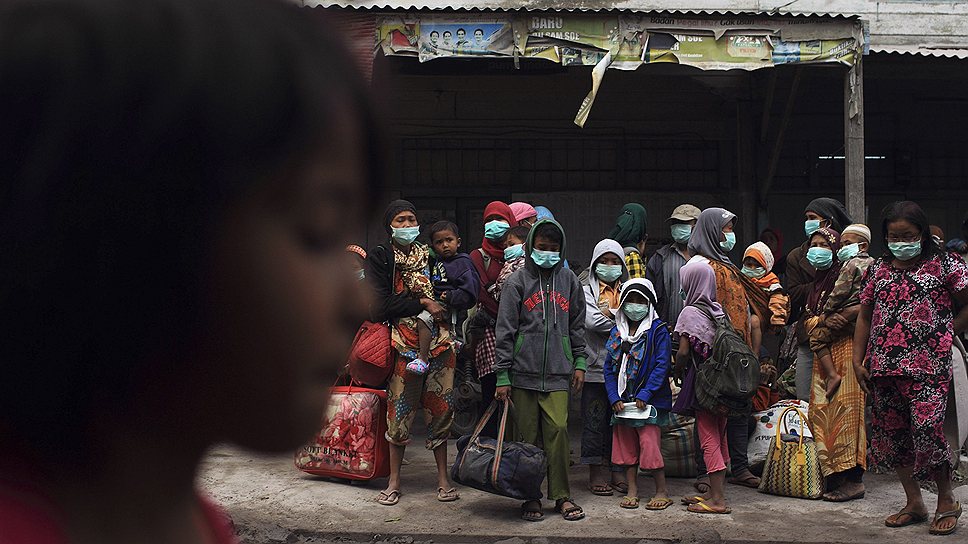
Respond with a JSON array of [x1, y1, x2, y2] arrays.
[[347, 320, 393, 387], [451, 399, 546, 501], [294, 383, 390, 481], [758, 406, 824, 499]]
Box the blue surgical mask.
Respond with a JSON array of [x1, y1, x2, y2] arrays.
[[355, 269, 366, 281], [742, 265, 766, 279], [484, 220, 510, 240], [623, 302, 651, 322], [804, 219, 822, 237], [531, 249, 561, 269], [670, 224, 692, 244], [806, 247, 834, 270], [888, 241, 922, 261], [719, 232, 736, 252], [837, 243, 861, 262], [391, 225, 420, 246], [595, 263, 623, 283], [504, 243, 524, 261]]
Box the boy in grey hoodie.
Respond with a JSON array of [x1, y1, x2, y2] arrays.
[[494, 220, 588, 522]]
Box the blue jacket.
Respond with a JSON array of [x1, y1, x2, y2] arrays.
[[602, 319, 672, 410]]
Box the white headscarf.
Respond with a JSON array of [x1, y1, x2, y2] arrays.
[[615, 278, 659, 396]]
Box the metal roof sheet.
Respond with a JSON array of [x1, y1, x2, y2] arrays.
[[870, 45, 968, 60]]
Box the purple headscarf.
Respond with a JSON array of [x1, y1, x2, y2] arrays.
[[674, 259, 725, 348]]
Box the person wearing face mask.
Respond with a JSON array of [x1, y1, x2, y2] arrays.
[[854, 202, 968, 536], [468, 200, 516, 437], [646, 204, 701, 332], [685, 207, 761, 491], [797, 224, 872, 504], [510, 201, 539, 228], [609, 203, 649, 279], [740, 242, 790, 360], [580, 239, 631, 498], [368, 200, 460, 506], [783, 198, 853, 401], [494, 220, 588, 522], [488, 226, 530, 302]]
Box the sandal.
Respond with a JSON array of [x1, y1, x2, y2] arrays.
[[612, 481, 629, 495], [687, 502, 731, 515], [884, 510, 929, 528], [728, 472, 761, 488], [590, 483, 613, 496], [929, 502, 962, 536], [521, 500, 544, 522], [681, 495, 706, 505], [437, 487, 460, 502], [377, 490, 400, 506], [620, 496, 639, 510], [646, 497, 674, 511], [555, 498, 586, 521]]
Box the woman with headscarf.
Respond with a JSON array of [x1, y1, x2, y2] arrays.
[[510, 201, 538, 228], [684, 207, 761, 490], [799, 227, 868, 503], [468, 200, 516, 436], [672, 260, 733, 514], [609, 203, 649, 279], [784, 198, 853, 401], [368, 200, 459, 506]]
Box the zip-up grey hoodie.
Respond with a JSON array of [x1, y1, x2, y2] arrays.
[[581, 238, 629, 383], [494, 219, 587, 392]]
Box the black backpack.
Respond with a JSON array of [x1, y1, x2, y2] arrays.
[[693, 304, 760, 417]]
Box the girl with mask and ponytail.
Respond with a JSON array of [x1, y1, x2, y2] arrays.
[[368, 200, 460, 506], [854, 201, 968, 536]]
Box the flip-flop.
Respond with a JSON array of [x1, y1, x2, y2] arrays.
[[645, 497, 674, 511], [620, 496, 640, 510], [521, 500, 544, 522], [612, 481, 629, 495], [681, 495, 707, 505], [377, 490, 400, 506], [687, 502, 731, 515], [929, 502, 962, 535], [590, 483, 614, 496], [437, 487, 460, 502], [884, 510, 929, 528]]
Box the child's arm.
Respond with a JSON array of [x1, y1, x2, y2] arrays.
[[768, 291, 790, 326], [822, 262, 860, 316], [445, 267, 480, 311], [567, 274, 588, 374], [636, 323, 671, 406], [602, 341, 621, 406], [493, 273, 524, 389]]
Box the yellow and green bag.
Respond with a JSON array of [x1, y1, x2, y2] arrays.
[[758, 406, 823, 499]]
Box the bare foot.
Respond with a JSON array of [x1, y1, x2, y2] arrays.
[[825, 374, 842, 399]]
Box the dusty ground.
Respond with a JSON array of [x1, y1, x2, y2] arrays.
[[199, 436, 968, 544]]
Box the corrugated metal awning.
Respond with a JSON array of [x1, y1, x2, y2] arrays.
[[870, 45, 968, 60]]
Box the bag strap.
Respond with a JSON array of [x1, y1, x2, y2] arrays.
[[491, 399, 511, 483], [774, 406, 807, 454]]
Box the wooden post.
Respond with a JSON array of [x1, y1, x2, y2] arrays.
[[736, 99, 758, 244], [845, 57, 865, 223], [759, 67, 802, 208]]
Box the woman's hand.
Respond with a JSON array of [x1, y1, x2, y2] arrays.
[[612, 401, 625, 414], [495, 385, 511, 401], [571, 369, 585, 394], [852, 363, 871, 396], [421, 298, 446, 321], [825, 313, 848, 331]]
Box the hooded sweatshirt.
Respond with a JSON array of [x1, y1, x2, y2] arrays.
[[494, 219, 587, 392], [433, 253, 481, 311], [581, 239, 629, 383]]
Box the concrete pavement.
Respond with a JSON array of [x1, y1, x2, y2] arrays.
[[198, 440, 967, 544]]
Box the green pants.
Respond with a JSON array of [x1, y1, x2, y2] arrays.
[[511, 388, 571, 501]]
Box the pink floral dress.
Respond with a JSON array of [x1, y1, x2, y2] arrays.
[[859, 251, 968, 480]]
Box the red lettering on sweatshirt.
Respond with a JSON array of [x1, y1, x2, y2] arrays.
[[521, 290, 569, 312]]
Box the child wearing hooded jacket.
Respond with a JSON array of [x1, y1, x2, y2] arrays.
[[495, 220, 588, 523], [580, 238, 631, 497], [603, 279, 673, 511]]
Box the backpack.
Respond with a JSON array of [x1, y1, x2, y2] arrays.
[[693, 304, 760, 417]]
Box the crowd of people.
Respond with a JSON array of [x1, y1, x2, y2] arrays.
[[360, 197, 968, 535]]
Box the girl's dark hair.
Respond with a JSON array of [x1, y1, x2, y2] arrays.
[[429, 220, 459, 239], [0, 0, 381, 450], [881, 201, 937, 259]]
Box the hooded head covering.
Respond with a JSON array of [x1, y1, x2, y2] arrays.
[[383, 199, 416, 235], [588, 238, 629, 303], [804, 198, 853, 233], [674, 260, 724, 348], [744, 241, 775, 272], [687, 207, 737, 264], [526, 219, 567, 273], [534, 206, 555, 221], [609, 203, 648, 248], [510, 202, 538, 224], [806, 227, 842, 314], [480, 200, 515, 260], [614, 278, 659, 396]]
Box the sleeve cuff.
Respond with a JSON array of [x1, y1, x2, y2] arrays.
[[574, 357, 587, 372], [496, 370, 511, 387]]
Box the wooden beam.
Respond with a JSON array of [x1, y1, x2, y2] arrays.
[[759, 67, 803, 207], [845, 58, 866, 223]]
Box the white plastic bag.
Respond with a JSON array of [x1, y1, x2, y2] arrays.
[[748, 399, 812, 466]]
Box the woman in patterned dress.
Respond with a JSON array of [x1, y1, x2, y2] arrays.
[[854, 201, 968, 536]]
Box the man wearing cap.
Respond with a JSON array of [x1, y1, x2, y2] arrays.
[[645, 204, 701, 333]]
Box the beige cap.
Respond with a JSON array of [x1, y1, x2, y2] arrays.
[[842, 223, 872, 243], [668, 204, 702, 222]]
